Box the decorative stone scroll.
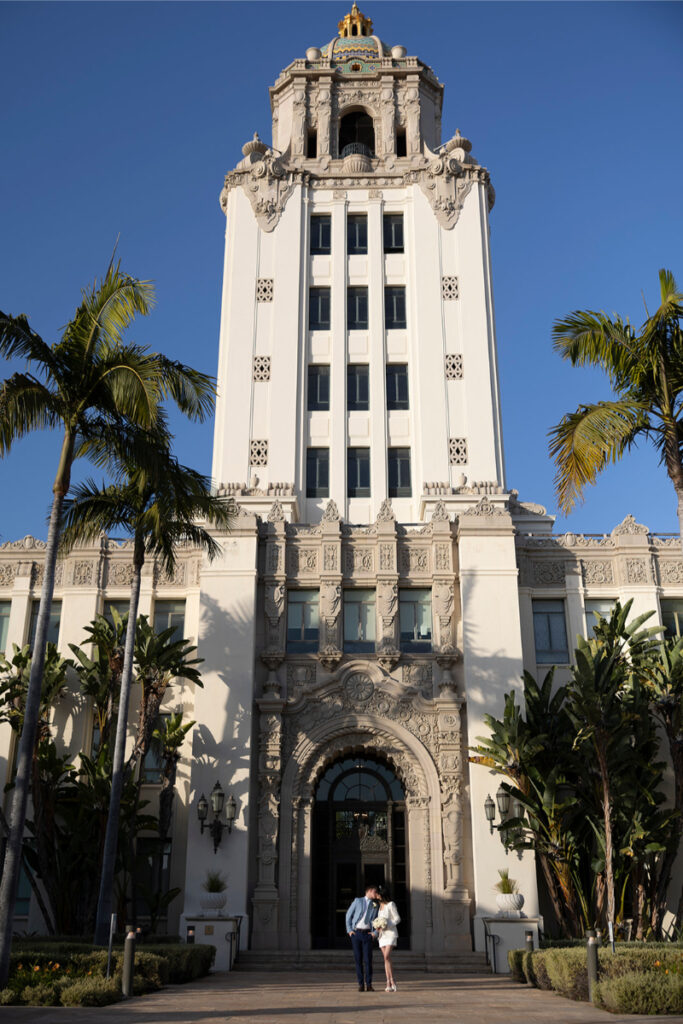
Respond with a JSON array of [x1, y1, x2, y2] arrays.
[[581, 560, 614, 585]]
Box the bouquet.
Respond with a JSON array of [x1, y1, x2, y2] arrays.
[[372, 915, 388, 931]]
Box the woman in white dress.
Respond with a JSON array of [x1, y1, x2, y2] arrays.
[[374, 888, 401, 992]]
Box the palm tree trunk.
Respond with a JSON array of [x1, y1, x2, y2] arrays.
[[93, 552, 143, 945], [0, 487, 64, 986], [597, 744, 616, 927]]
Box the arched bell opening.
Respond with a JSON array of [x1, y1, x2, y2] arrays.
[[338, 109, 375, 158], [310, 752, 410, 949]]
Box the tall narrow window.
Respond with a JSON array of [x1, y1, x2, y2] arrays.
[[347, 447, 371, 497], [310, 215, 331, 255], [385, 286, 406, 329], [584, 598, 616, 635], [307, 129, 318, 159], [383, 213, 404, 253], [136, 838, 172, 916], [386, 364, 409, 409], [309, 287, 331, 330], [153, 600, 186, 642], [347, 214, 368, 254], [103, 600, 130, 626], [142, 713, 170, 783], [532, 600, 569, 664], [399, 589, 432, 651], [344, 589, 376, 652], [0, 601, 10, 654], [28, 600, 61, 649], [308, 365, 330, 411], [287, 590, 319, 652], [347, 364, 369, 411], [347, 286, 368, 330], [661, 599, 683, 639], [396, 127, 407, 158], [306, 448, 329, 497], [388, 448, 412, 497]]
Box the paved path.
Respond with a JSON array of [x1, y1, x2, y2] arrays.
[[2, 970, 682, 1024]]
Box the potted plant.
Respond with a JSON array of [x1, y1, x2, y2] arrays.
[[200, 870, 228, 914], [494, 868, 524, 917]]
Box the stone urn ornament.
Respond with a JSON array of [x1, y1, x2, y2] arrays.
[[494, 868, 524, 918], [200, 869, 228, 914]]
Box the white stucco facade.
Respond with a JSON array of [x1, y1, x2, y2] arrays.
[[2, 5, 681, 959]]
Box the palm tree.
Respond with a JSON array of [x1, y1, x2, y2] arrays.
[[549, 269, 683, 543], [59, 449, 234, 943], [0, 260, 215, 984]]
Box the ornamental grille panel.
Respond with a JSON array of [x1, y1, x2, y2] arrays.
[[250, 440, 269, 465], [253, 356, 271, 381], [256, 278, 274, 302], [441, 276, 459, 301], [449, 437, 468, 465], [445, 353, 463, 380]]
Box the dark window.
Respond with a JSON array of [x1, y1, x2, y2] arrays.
[[347, 364, 369, 411], [386, 363, 409, 409], [399, 589, 432, 651], [532, 600, 569, 664], [14, 865, 31, 917], [343, 590, 376, 652], [287, 590, 319, 652], [306, 447, 329, 497], [584, 599, 616, 635], [348, 447, 371, 497], [28, 600, 61, 649], [310, 215, 331, 255], [309, 287, 331, 330], [141, 713, 170, 784], [307, 130, 318, 159], [385, 286, 406, 329], [103, 600, 130, 626], [396, 127, 407, 158], [347, 286, 368, 330], [0, 601, 10, 654], [383, 214, 404, 253], [339, 111, 375, 157], [661, 600, 683, 639], [347, 214, 368, 254], [388, 448, 412, 497], [153, 600, 185, 642], [136, 838, 172, 916], [308, 365, 330, 411]]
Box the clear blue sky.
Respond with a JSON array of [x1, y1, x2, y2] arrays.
[[2, 1, 682, 541]]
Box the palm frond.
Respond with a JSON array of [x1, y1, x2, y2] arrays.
[[548, 400, 647, 513], [153, 356, 217, 422], [0, 313, 57, 373], [552, 311, 643, 386], [61, 262, 155, 359], [0, 374, 60, 454]]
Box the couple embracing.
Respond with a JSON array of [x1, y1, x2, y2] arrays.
[[345, 885, 401, 992]]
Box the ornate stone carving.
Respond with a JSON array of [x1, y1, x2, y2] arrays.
[[404, 156, 476, 230], [581, 559, 614, 585], [321, 499, 340, 523], [345, 547, 374, 575], [435, 544, 450, 571], [379, 543, 394, 571], [267, 500, 286, 523], [323, 545, 338, 572], [71, 560, 93, 586], [288, 548, 318, 575], [344, 672, 375, 703], [431, 501, 450, 523], [155, 561, 187, 587], [612, 513, 649, 536], [399, 547, 429, 575], [461, 496, 505, 517], [403, 662, 433, 696], [286, 663, 315, 702], [0, 535, 46, 550], [659, 561, 683, 584], [265, 583, 285, 648], [317, 643, 342, 672], [222, 145, 299, 233], [0, 564, 18, 587], [532, 560, 565, 584], [626, 558, 649, 584], [448, 438, 467, 465], [266, 543, 283, 573], [376, 498, 395, 523], [377, 580, 398, 628], [107, 561, 135, 587]]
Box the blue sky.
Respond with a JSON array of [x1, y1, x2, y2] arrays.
[[2, 0, 682, 542]]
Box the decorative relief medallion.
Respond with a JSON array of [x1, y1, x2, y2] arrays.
[[345, 547, 374, 574], [72, 560, 94, 586], [448, 438, 468, 465], [399, 547, 429, 575], [288, 547, 319, 575], [253, 355, 271, 381], [107, 562, 135, 587], [626, 558, 649, 584], [445, 353, 463, 380], [344, 672, 375, 703], [532, 560, 565, 584], [581, 560, 614, 585], [256, 278, 274, 302]]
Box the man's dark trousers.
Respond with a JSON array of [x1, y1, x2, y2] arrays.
[[351, 931, 373, 987]]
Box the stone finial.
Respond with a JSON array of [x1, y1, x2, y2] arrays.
[[376, 499, 395, 523], [242, 132, 268, 158], [431, 500, 450, 523], [267, 500, 286, 523], [611, 514, 649, 537], [321, 499, 341, 523], [445, 129, 472, 154]]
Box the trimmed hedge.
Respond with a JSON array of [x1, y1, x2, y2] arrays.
[[61, 977, 121, 1007], [595, 971, 683, 1015], [509, 943, 683, 1015]]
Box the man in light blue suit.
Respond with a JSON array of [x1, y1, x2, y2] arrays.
[[345, 885, 379, 991]]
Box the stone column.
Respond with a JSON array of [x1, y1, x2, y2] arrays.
[[376, 502, 400, 670], [252, 688, 284, 949], [435, 694, 471, 951], [318, 502, 342, 671]]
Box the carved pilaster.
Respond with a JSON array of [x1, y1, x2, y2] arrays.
[[252, 694, 284, 949]]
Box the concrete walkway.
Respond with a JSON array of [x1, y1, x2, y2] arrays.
[[2, 970, 681, 1024]]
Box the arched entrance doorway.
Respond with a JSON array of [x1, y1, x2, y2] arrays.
[[311, 755, 409, 949]]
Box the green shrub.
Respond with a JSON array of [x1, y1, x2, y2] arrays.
[[60, 977, 121, 1007], [529, 950, 552, 989], [545, 947, 589, 1001], [508, 948, 525, 983], [521, 949, 535, 984], [0, 987, 20, 1005], [594, 971, 683, 1015], [599, 945, 683, 978], [143, 943, 215, 982], [19, 981, 63, 1006]]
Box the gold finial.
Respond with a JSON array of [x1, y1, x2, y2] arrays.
[[338, 3, 373, 38]]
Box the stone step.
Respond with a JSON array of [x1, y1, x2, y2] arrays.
[[235, 950, 490, 974]]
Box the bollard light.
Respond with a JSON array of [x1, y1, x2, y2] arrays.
[[187, 925, 195, 945]]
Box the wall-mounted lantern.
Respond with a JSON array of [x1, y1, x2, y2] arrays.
[[198, 781, 237, 853]]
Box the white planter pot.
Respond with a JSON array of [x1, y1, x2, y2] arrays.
[[496, 893, 524, 918], [199, 893, 227, 913]]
